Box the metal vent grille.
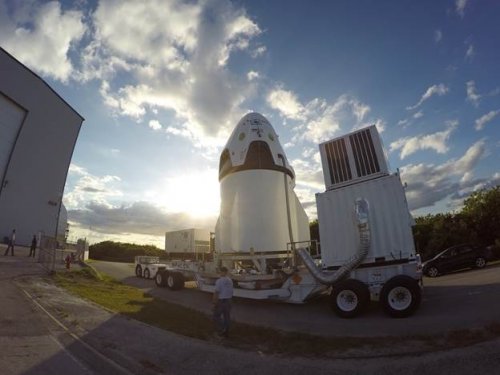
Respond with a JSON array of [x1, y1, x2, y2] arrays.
[[324, 138, 352, 184], [349, 129, 380, 177], [319, 125, 389, 190]]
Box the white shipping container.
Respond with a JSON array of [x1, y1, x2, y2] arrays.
[[165, 228, 211, 254], [316, 174, 415, 268]]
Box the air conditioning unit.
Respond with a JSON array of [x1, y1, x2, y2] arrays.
[[319, 125, 389, 190]]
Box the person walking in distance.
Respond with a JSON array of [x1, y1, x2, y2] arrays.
[[213, 266, 233, 337], [4, 229, 16, 256], [28, 235, 37, 257]]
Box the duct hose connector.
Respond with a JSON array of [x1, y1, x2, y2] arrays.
[[297, 198, 371, 285]]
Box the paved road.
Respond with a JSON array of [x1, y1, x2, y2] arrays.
[[91, 259, 500, 337], [2, 248, 500, 374], [0, 246, 129, 375]]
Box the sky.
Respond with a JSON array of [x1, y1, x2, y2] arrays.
[[1, 0, 499, 248]]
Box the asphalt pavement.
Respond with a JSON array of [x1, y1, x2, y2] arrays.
[[2, 247, 500, 374], [90, 259, 500, 337]]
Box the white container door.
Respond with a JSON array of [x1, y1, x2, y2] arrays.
[[0, 94, 26, 185]]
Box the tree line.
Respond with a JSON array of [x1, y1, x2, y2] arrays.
[[89, 241, 164, 263], [412, 186, 500, 260], [90, 186, 499, 263]]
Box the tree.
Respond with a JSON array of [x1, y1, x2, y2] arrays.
[[461, 186, 500, 246], [309, 219, 319, 254], [412, 186, 500, 260]]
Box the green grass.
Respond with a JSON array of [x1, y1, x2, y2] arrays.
[[54, 268, 500, 357]]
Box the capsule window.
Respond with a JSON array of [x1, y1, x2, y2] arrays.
[[219, 149, 232, 176]]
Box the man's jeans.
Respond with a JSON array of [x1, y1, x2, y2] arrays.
[[213, 299, 231, 335]]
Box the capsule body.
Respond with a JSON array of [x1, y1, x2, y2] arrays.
[[215, 113, 310, 253]]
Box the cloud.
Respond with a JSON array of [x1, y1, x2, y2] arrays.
[[267, 85, 374, 144], [371, 118, 386, 133], [475, 110, 500, 131], [148, 120, 162, 130], [247, 70, 259, 81], [68, 201, 216, 237], [2, 0, 264, 149], [406, 83, 449, 110], [289, 156, 324, 219], [0, 1, 86, 82], [251, 45, 266, 58], [434, 30, 442, 43], [390, 121, 458, 159], [303, 95, 371, 143], [65, 166, 219, 244], [64, 164, 123, 210], [397, 113, 422, 128], [465, 42, 475, 60], [86, 0, 262, 143], [448, 173, 500, 211], [489, 87, 500, 97], [466, 81, 481, 107], [456, 0, 468, 17], [266, 86, 306, 120], [401, 140, 487, 211]]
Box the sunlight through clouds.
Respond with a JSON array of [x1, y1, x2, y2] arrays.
[[2, 0, 498, 245], [147, 169, 221, 218]]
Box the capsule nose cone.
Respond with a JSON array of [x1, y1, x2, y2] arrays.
[[219, 112, 295, 181]]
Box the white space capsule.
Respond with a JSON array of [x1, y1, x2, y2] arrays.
[[215, 112, 310, 253]]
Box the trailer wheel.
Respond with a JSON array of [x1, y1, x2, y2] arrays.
[[135, 265, 143, 278], [155, 271, 167, 287], [144, 268, 150, 279], [380, 275, 421, 318], [330, 279, 370, 318], [167, 272, 184, 291]]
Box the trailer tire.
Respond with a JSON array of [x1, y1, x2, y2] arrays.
[[380, 275, 421, 318], [330, 279, 370, 318], [167, 272, 184, 291], [135, 265, 143, 278], [144, 268, 150, 279], [155, 271, 167, 287]]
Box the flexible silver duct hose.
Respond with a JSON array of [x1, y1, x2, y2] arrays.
[[297, 198, 371, 285]]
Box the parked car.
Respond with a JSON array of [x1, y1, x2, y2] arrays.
[[423, 244, 491, 277]]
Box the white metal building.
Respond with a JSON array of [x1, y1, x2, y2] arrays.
[[0, 47, 84, 246]]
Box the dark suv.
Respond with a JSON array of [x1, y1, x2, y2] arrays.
[[423, 244, 490, 277]]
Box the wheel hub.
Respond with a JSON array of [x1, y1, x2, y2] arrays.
[[337, 290, 358, 312], [388, 287, 412, 311]]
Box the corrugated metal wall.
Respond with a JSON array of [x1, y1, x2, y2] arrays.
[[317, 174, 415, 267]]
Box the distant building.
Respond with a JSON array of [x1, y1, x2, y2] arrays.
[[0, 47, 83, 245]]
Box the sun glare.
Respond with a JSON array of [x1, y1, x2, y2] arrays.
[[155, 170, 221, 217]]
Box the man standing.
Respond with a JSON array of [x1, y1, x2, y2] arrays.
[[28, 235, 37, 257], [4, 229, 16, 256], [213, 266, 233, 337]]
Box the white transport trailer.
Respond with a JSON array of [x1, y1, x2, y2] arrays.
[[135, 114, 422, 318]]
